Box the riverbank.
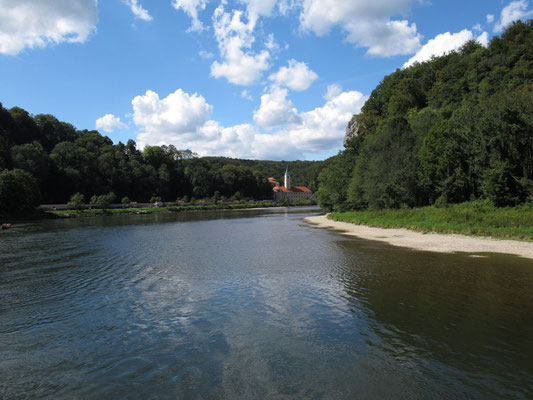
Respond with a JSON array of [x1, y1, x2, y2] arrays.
[[329, 201, 533, 241], [303, 215, 533, 259], [46, 201, 315, 218]]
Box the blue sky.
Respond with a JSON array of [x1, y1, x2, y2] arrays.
[[0, 0, 532, 160]]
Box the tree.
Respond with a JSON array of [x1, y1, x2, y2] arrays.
[[0, 134, 11, 171], [68, 192, 85, 210], [89, 192, 116, 208], [34, 114, 77, 152], [8, 107, 40, 145], [11, 141, 51, 184], [316, 149, 357, 211], [0, 169, 40, 216]]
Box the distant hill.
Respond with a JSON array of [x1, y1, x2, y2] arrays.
[[201, 157, 326, 192]]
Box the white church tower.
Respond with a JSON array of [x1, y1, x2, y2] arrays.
[[284, 167, 291, 190]]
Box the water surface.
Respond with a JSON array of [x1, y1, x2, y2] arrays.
[[1, 207, 532, 399]]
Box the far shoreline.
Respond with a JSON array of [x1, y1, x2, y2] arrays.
[[303, 215, 533, 260], [1, 203, 318, 223]]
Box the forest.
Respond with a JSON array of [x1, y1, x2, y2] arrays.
[[0, 106, 323, 217], [317, 21, 533, 212]]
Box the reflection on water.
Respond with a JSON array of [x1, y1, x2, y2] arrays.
[[336, 240, 533, 399], [0, 207, 532, 399]]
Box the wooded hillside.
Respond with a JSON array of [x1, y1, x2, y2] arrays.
[[317, 21, 533, 211]]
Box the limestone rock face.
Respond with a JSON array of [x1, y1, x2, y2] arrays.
[[343, 114, 359, 147]]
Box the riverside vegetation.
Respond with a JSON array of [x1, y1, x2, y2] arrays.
[[0, 106, 324, 218], [329, 201, 533, 241], [50, 199, 316, 218], [317, 21, 533, 240]]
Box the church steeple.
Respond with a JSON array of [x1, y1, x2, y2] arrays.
[[284, 167, 291, 190]]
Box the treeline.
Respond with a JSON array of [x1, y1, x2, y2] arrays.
[[317, 21, 533, 211], [202, 157, 326, 192], [0, 106, 321, 216]]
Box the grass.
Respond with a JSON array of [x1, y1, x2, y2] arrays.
[[47, 200, 315, 218], [328, 201, 533, 241]]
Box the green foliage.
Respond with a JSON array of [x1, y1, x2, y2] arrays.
[[318, 21, 533, 211], [0, 169, 40, 216], [121, 196, 131, 205], [200, 156, 325, 193], [329, 201, 533, 241], [150, 195, 162, 204], [89, 192, 116, 208], [316, 148, 357, 211], [68, 192, 85, 210], [11, 141, 50, 185], [50, 201, 311, 218], [34, 114, 77, 152]]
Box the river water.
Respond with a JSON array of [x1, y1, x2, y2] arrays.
[[1, 207, 532, 399]]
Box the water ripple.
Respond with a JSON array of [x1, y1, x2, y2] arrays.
[[1, 209, 532, 399]]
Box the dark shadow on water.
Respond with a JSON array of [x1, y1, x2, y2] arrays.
[[334, 238, 533, 399]]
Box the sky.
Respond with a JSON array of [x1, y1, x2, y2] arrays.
[[0, 0, 532, 160]]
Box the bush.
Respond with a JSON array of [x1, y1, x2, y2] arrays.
[[0, 169, 41, 216], [481, 161, 522, 207], [89, 192, 116, 208], [150, 195, 161, 204], [68, 192, 85, 210]]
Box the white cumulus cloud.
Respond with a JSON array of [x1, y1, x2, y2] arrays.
[[210, 5, 270, 85], [0, 0, 98, 55], [494, 0, 533, 32], [403, 29, 489, 68], [240, 0, 279, 17], [324, 84, 342, 100], [286, 90, 366, 153], [278, 0, 298, 15], [199, 50, 215, 59], [125, 0, 152, 21], [96, 114, 128, 133], [194, 121, 258, 158], [130, 86, 367, 160], [252, 89, 367, 159], [253, 86, 301, 128], [265, 33, 283, 52], [133, 89, 213, 148], [299, 0, 422, 56], [172, 0, 208, 32], [268, 59, 318, 91]]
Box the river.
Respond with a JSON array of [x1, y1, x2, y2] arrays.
[[1, 207, 532, 399]]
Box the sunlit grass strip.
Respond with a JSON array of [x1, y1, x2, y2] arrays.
[[47, 200, 315, 218], [328, 201, 533, 242]]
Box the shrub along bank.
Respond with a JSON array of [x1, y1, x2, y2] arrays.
[[328, 201, 533, 241], [48, 199, 316, 218]]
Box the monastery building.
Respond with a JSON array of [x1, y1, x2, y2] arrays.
[[269, 168, 313, 202]]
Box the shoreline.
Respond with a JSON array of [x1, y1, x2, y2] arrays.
[[303, 215, 533, 259], [1, 204, 318, 223]]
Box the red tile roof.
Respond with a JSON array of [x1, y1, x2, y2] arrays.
[[273, 185, 312, 193]]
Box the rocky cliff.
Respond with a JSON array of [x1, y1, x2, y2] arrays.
[[343, 114, 359, 147]]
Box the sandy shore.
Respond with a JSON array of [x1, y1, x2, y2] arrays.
[[303, 215, 533, 259]]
